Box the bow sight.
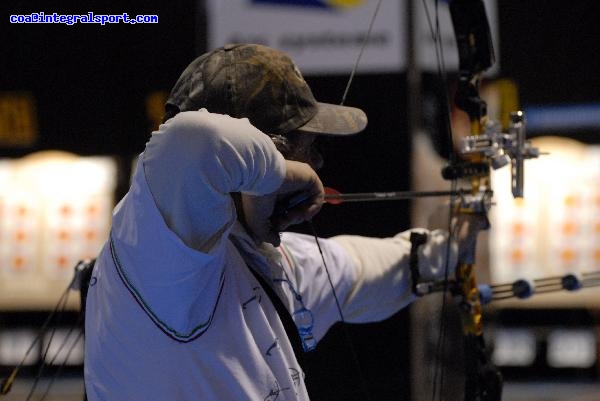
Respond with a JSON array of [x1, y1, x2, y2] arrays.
[[442, 110, 541, 201]]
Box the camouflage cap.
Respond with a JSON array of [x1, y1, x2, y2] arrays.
[[165, 43, 367, 136]]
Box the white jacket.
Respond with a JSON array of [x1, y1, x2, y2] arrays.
[[84, 109, 456, 401]]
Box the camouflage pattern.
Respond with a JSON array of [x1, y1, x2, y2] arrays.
[[166, 43, 367, 136]]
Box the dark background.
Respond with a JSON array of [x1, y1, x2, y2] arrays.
[[3, 1, 600, 158], [2, 1, 600, 400]]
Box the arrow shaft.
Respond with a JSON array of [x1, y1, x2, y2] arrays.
[[324, 190, 461, 203]]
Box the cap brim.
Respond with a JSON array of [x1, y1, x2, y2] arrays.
[[295, 102, 367, 136]]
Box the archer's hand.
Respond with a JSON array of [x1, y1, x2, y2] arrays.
[[428, 203, 490, 263], [242, 160, 324, 247]]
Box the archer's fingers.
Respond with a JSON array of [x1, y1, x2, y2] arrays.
[[271, 192, 323, 231]]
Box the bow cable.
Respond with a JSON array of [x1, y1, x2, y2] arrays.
[[419, 1, 461, 399]]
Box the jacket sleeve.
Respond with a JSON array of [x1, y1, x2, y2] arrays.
[[277, 229, 457, 342], [143, 110, 286, 251], [330, 229, 457, 322]]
